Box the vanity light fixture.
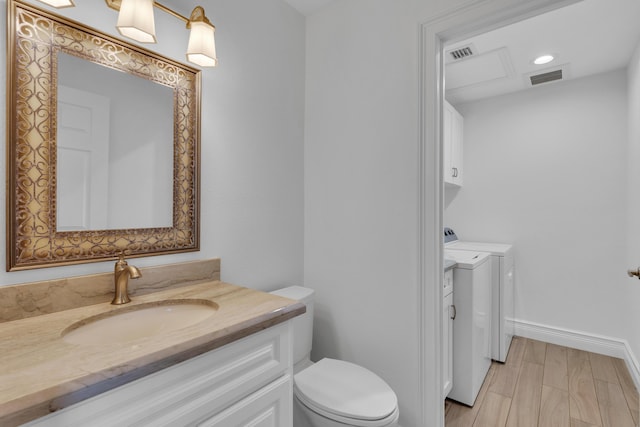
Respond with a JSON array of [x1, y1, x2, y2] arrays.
[[533, 54, 554, 65], [186, 7, 218, 67], [116, 0, 157, 43], [111, 0, 217, 67], [35, 0, 218, 67]]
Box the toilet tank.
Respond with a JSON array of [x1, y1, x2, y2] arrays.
[[270, 286, 314, 365]]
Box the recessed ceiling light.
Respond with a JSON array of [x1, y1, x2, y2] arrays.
[[533, 55, 554, 65]]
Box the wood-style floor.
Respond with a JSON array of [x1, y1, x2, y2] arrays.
[[445, 337, 639, 427]]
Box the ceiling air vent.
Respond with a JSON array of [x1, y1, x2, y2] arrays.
[[530, 69, 563, 86], [448, 45, 475, 61]]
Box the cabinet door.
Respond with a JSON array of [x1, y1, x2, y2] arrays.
[[450, 106, 464, 186], [443, 291, 454, 398], [443, 101, 463, 187], [443, 102, 455, 186], [198, 375, 292, 427]]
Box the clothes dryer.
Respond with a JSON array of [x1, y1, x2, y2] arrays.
[[445, 228, 515, 363]]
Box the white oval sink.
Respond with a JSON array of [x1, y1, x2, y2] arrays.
[[62, 300, 218, 345]]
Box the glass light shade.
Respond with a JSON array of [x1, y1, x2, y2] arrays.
[[117, 0, 157, 44], [187, 21, 217, 67], [37, 0, 74, 7]]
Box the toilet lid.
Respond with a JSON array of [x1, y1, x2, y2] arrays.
[[294, 358, 398, 421]]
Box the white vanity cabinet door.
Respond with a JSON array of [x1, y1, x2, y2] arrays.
[[24, 322, 293, 427], [443, 101, 464, 187], [198, 375, 292, 427], [443, 269, 454, 398]]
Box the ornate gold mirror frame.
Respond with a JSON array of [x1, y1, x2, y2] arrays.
[[6, 0, 201, 271]]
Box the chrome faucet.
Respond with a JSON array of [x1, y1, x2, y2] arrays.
[[111, 253, 142, 305]]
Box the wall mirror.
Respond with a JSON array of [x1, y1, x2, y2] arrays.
[[6, 0, 201, 271]]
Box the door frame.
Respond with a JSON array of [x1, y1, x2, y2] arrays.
[[417, 0, 581, 425]]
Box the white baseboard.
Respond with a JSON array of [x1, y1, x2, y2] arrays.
[[513, 319, 640, 391]]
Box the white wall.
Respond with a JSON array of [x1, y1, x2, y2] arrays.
[[626, 41, 640, 373], [304, 1, 473, 425], [0, 0, 305, 290], [445, 70, 629, 342]]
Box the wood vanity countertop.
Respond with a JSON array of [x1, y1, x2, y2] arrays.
[[0, 281, 306, 426]]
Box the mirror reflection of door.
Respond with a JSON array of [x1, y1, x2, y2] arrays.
[[56, 52, 174, 232], [57, 85, 110, 231]]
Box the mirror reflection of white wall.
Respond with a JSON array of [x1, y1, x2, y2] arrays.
[[56, 52, 174, 231]]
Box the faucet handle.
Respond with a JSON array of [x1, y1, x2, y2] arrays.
[[117, 248, 132, 261], [115, 250, 129, 268]]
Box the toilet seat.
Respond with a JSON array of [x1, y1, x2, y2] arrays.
[[294, 358, 399, 426]]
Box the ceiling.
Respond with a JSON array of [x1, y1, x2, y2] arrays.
[[445, 0, 640, 105], [283, 0, 335, 16], [282, 0, 640, 103]]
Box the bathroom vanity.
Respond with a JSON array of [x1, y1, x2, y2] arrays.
[[23, 322, 294, 426], [0, 263, 304, 426]]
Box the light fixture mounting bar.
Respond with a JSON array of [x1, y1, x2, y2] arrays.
[[105, 0, 189, 25], [154, 2, 188, 24]]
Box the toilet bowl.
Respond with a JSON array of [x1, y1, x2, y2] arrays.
[[270, 286, 399, 427], [294, 357, 399, 427]]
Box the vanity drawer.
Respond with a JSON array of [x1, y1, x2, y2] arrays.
[[25, 322, 292, 427]]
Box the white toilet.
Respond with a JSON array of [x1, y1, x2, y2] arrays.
[[271, 286, 400, 427]]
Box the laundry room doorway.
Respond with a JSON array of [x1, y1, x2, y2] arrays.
[[418, 0, 640, 425]]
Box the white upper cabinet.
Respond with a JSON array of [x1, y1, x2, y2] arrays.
[[443, 101, 464, 187]]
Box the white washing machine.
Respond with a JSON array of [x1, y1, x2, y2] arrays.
[[445, 228, 515, 363], [444, 248, 492, 406]]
